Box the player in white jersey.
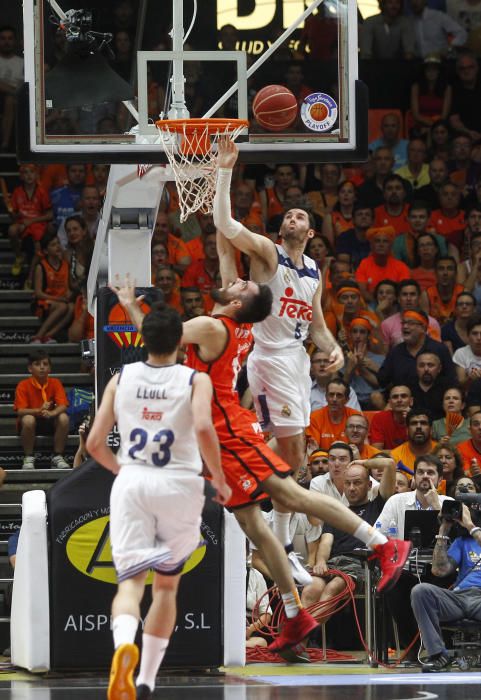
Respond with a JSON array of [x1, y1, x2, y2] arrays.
[[87, 303, 230, 700], [213, 137, 344, 584]]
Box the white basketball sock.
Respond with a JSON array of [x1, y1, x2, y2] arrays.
[[272, 510, 291, 546], [112, 614, 139, 649], [136, 634, 169, 691], [353, 521, 387, 549], [281, 590, 302, 619]]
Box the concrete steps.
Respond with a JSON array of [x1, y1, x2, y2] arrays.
[[0, 353, 81, 374], [0, 317, 40, 346], [0, 290, 35, 316], [0, 435, 80, 470], [1, 470, 69, 505], [0, 265, 28, 278]]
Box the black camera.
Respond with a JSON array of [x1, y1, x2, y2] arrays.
[[80, 414, 91, 439], [440, 500, 463, 522], [80, 338, 95, 366], [64, 9, 94, 41]]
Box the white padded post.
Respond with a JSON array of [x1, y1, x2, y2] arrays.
[[11, 490, 50, 672], [223, 510, 246, 666]]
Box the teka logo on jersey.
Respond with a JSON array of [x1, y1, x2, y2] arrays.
[[141, 407, 164, 421], [66, 515, 207, 584], [279, 287, 312, 321]]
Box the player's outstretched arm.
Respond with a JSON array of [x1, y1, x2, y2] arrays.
[[86, 375, 121, 474], [310, 280, 344, 372], [216, 228, 238, 287], [109, 273, 145, 331], [110, 273, 227, 352], [214, 137, 277, 271], [191, 372, 232, 506]]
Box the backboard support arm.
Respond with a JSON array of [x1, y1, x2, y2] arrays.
[[168, 0, 189, 119]]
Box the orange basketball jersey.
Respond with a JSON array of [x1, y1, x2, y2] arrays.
[[36, 257, 70, 312], [185, 315, 252, 414], [185, 315, 291, 508]]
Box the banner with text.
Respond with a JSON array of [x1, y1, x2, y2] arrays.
[[47, 459, 223, 670]]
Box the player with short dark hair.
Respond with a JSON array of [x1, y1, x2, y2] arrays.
[[87, 303, 231, 700], [112, 229, 412, 668], [213, 137, 345, 584]]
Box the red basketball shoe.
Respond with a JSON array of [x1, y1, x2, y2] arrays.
[[268, 609, 319, 655], [372, 539, 412, 593]]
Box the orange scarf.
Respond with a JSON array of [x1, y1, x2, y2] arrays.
[[31, 377, 49, 404]]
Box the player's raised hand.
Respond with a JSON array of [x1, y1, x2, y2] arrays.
[[217, 136, 239, 169], [211, 476, 232, 506], [109, 273, 145, 308]]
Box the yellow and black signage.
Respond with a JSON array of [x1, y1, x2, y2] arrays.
[[47, 459, 223, 670], [65, 515, 207, 585]]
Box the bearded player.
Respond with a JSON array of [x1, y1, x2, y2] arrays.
[[110, 230, 411, 670], [213, 137, 344, 583]]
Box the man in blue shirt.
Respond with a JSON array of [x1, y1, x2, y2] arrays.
[[411, 502, 481, 671], [335, 204, 373, 268], [50, 164, 86, 228], [369, 114, 409, 170]]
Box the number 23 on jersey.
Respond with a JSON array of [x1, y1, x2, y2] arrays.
[[128, 428, 175, 467]]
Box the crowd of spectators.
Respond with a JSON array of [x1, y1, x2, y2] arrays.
[[2, 0, 481, 665]]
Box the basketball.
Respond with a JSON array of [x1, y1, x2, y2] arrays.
[[252, 85, 298, 132], [309, 101, 328, 122]]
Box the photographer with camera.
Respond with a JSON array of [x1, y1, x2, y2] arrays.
[[411, 489, 481, 672], [376, 454, 454, 654], [73, 412, 92, 468]]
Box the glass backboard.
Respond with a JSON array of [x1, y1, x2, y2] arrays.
[[19, 0, 367, 164]]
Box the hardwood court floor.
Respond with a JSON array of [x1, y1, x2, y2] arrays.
[[0, 665, 480, 699]]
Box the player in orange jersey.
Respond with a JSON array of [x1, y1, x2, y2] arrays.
[[110, 233, 411, 662]]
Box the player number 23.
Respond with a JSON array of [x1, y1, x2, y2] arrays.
[[128, 428, 175, 467]]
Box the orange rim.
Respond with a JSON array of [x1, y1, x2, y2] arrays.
[[155, 117, 249, 135], [156, 118, 248, 156]]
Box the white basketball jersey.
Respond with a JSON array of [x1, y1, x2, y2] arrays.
[[114, 362, 202, 474], [252, 244, 320, 353]]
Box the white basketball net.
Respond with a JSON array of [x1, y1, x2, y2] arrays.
[[155, 120, 246, 222]]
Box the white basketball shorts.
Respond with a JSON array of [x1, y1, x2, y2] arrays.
[[110, 464, 205, 582], [247, 349, 311, 437]]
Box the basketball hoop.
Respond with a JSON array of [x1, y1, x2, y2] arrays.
[[155, 118, 248, 222]]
